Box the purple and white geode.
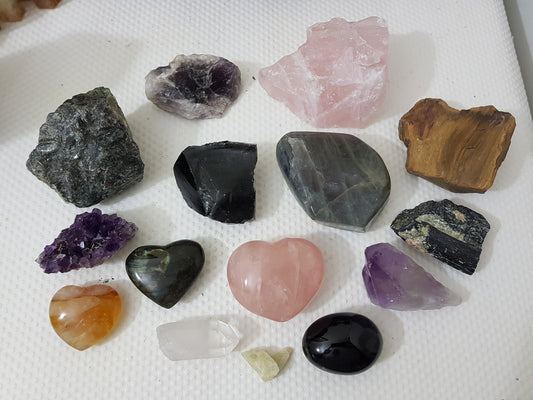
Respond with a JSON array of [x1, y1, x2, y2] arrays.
[[145, 54, 241, 119], [362, 243, 461, 311], [37, 208, 137, 273]]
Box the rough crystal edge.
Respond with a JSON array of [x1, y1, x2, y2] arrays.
[[362, 243, 462, 311], [390, 200, 490, 275], [37, 208, 138, 273]]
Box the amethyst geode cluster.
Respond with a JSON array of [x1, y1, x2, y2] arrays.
[[37, 208, 137, 273]]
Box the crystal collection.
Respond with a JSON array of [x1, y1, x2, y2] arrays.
[[30, 16, 507, 378]]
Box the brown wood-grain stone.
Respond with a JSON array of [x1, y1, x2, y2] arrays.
[[399, 98, 515, 193]]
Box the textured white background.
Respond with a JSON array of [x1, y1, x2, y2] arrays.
[[1, 1, 532, 399]]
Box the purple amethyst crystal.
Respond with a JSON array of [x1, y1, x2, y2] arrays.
[[37, 208, 137, 273], [362, 243, 461, 311]]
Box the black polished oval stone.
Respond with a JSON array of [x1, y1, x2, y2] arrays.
[[302, 312, 382, 374], [125, 240, 204, 309]]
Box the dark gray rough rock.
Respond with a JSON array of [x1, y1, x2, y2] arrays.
[[391, 199, 490, 275], [276, 131, 391, 231], [26, 87, 144, 207], [145, 54, 241, 119]]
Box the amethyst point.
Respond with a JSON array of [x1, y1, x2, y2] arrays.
[[362, 243, 461, 311]]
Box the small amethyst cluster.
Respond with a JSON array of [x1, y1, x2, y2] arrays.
[[37, 208, 137, 273]]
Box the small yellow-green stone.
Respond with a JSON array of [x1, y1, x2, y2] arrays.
[[242, 348, 293, 381], [270, 347, 293, 371]]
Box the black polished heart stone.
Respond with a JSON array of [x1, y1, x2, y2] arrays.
[[302, 312, 382, 374], [125, 240, 204, 308]]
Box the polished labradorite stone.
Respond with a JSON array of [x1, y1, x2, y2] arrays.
[[125, 240, 204, 308], [276, 132, 390, 231], [302, 313, 382, 374]]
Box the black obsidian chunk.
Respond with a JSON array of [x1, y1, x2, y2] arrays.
[[302, 313, 382, 374], [391, 199, 490, 275], [173, 141, 257, 223], [26, 87, 144, 207]]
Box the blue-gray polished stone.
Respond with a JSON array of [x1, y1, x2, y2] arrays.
[[276, 132, 390, 231]]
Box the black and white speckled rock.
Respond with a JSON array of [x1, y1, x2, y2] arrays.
[[145, 54, 241, 119], [26, 87, 144, 207], [391, 199, 490, 275]]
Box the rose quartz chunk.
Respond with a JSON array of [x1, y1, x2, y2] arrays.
[[227, 238, 324, 322], [258, 17, 388, 128]]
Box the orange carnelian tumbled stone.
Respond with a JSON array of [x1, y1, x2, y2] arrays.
[[49, 284, 121, 351]]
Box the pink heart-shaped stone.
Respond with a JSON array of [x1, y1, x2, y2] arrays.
[[227, 238, 325, 322]]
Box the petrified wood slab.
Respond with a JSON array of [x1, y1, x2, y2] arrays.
[[399, 98, 515, 193]]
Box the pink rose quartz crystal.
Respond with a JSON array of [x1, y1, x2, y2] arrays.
[[258, 17, 388, 128], [227, 238, 325, 322]]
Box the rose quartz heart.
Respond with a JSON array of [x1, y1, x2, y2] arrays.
[[227, 238, 325, 322]]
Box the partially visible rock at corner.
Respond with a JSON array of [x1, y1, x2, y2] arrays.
[[399, 98, 515, 193], [26, 87, 144, 207], [145, 54, 241, 119], [391, 199, 490, 275], [0, 0, 61, 24]]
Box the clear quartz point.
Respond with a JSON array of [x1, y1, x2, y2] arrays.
[[156, 319, 240, 361]]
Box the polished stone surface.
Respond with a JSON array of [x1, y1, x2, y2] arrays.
[[37, 208, 137, 273], [126, 240, 204, 308], [174, 141, 257, 223], [302, 313, 382, 374], [363, 243, 462, 310], [399, 98, 516, 193], [156, 319, 239, 360], [391, 199, 490, 275], [277, 131, 390, 231], [26, 87, 144, 207], [49, 284, 121, 351], [145, 54, 241, 119], [259, 17, 388, 128], [227, 238, 324, 322]]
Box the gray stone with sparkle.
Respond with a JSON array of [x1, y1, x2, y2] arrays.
[[276, 131, 391, 231]]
